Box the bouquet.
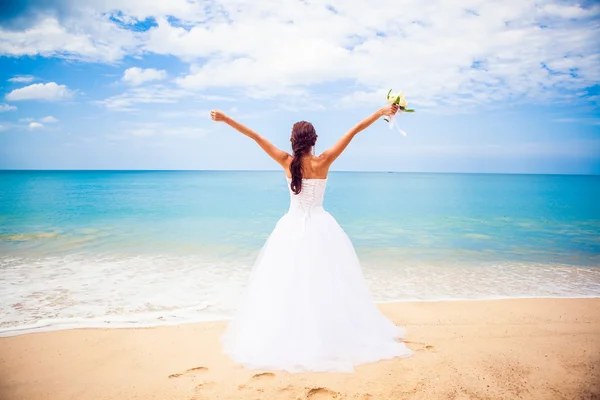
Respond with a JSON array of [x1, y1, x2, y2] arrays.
[[384, 89, 414, 136]]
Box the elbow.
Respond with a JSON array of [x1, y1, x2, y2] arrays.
[[348, 125, 362, 137]]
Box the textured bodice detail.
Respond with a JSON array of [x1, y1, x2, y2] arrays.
[[287, 178, 327, 214]]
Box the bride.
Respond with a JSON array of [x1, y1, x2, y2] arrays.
[[210, 103, 412, 373]]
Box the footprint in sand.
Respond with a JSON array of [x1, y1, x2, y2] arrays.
[[168, 366, 209, 379], [307, 387, 339, 399], [414, 344, 435, 352], [237, 373, 276, 391], [251, 372, 276, 380], [278, 385, 294, 394], [188, 382, 217, 400], [194, 382, 215, 389], [403, 340, 435, 352]]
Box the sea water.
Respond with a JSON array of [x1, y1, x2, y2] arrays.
[[1, 170, 599, 336]]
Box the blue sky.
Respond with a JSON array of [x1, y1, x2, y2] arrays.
[[0, 0, 599, 173]]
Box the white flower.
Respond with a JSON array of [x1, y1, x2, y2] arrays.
[[387, 90, 403, 104], [398, 96, 408, 108], [392, 91, 403, 103]]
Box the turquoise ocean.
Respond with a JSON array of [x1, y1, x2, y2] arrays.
[[1, 170, 599, 336]]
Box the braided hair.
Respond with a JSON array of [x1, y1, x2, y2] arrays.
[[289, 121, 317, 195]]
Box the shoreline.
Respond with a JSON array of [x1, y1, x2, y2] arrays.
[[1, 298, 599, 399], [2, 295, 600, 338]]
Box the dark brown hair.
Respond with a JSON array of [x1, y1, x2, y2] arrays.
[[289, 121, 317, 195]]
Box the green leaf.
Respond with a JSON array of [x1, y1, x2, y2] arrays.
[[387, 89, 392, 99], [404, 109, 415, 112]]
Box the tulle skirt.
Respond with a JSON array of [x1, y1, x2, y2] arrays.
[[221, 207, 412, 372]]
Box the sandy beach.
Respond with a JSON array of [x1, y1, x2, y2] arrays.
[[1, 298, 599, 400]]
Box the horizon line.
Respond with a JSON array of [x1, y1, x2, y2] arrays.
[[0, 169, 598, 177]]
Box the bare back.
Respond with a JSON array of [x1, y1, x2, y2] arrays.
[[284, 154, 328, 179]]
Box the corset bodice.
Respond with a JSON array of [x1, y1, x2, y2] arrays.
[[287, 178, 327, 214]]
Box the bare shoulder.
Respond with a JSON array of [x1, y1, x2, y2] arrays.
[[308, 155, 330, 178], [311, 154, 329, 167], [281, 153, 293, 175], [317, 147, 335, 164], [282, 153, 293, 168]]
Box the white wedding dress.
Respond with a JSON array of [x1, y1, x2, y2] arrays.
[[221, 177, 412, 372]]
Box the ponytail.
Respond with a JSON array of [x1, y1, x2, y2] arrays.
[[289, 121, 317, 195], [290, 146, 309, 195]]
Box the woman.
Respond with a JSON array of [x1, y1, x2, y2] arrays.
[[210, 104, 412, 373]]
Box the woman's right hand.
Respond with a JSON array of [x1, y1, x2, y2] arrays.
[[380, 103, 400, 117], [210, 110, 228, 122]]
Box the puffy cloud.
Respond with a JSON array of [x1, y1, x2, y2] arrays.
[[0, 0, 206, 62], [122, 67, 167, 86], [5, 82, 73, 101], [0, 16, 137, 62], [0, 103, 17, 112], [28, 122, 43, 129], [166, 0, 600, 106], [2, 0, 597, 109], [40, 116, 59, 123]]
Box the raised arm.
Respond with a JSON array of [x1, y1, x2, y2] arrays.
[[210, 110, 291, 167], [319, 104, 399, 167]]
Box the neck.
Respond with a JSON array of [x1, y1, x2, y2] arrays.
[[295, 148, 313, 157]]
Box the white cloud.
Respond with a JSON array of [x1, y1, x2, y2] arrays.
[[161, 0, 600, 106], [5, 82, 73, 101], [8, 75, 35, 83], [99, 0, 208, 21], [542, 3, 600, 19], [122, 67, 167, 86], [1, 0, 598, 110], [96, 85, 190, 111], [0, 16, 137, 63], [40, 116, 59, 123], [0, 103, 17, 112], [97, 83, 234, 111], [0, 0, 208, 63], [28, 122, 43, 129]]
